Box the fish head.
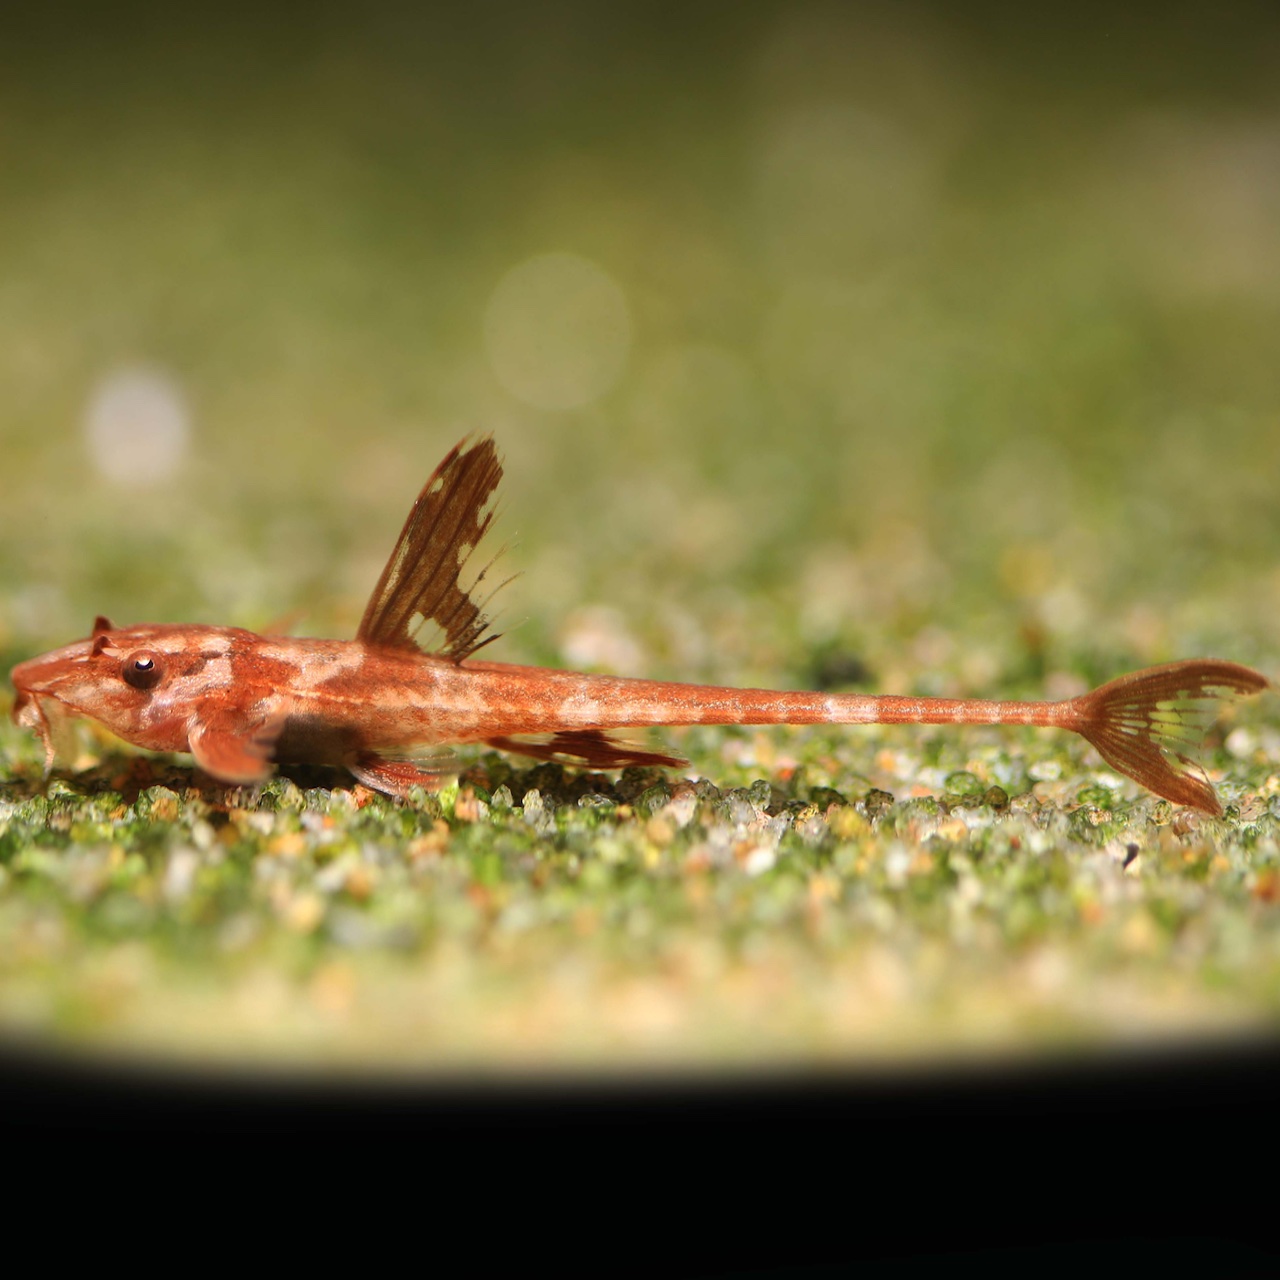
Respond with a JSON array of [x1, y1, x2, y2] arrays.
[[11, 617, 247, 769]]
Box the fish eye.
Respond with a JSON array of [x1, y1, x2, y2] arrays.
[[122, 650, 164, 691]]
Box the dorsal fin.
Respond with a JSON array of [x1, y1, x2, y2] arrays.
[[357, 435, 508, 662]]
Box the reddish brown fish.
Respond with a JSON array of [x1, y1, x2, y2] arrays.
[[10, 437, 1270, 813]]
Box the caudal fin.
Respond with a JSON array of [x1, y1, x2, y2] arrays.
[[1070, 660, 1269, 815]]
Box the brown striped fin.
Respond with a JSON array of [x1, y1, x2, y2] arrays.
[[1072, 659, 1269, 815], [357, 436, 509, 661], [486, 729, 687, 770]]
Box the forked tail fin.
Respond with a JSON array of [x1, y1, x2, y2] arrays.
[[1069, 660, 1269, 815]]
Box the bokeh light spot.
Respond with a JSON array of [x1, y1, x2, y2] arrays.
[[483, 252, 631, 411], [83, 366, 191, 486]]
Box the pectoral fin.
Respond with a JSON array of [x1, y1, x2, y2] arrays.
[[188, 711, 282, 785]]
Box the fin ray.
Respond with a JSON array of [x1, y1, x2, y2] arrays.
[[357, 436, 507, 661], [348, 752, 460, 797], [486, 729, 686, 770], [1072, 660, 1268, 815]]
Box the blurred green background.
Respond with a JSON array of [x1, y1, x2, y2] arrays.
[[1, 2, 1278, 1071], [3, 1, 1278, 676]]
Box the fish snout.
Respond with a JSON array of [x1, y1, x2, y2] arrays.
[[12, 658, 63, 700], [9, 644, 104, 729]]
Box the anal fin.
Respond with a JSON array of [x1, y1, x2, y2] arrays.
[[486, 729, 686, 770]]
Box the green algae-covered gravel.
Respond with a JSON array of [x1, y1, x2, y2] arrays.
[[1, 710, 1276, 1073], [2, 6, 1279, 1075]]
